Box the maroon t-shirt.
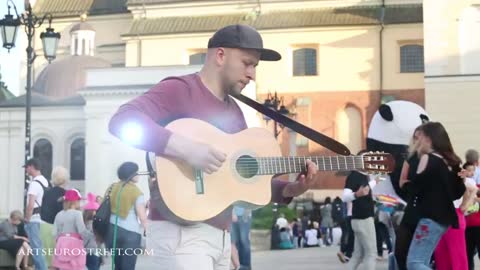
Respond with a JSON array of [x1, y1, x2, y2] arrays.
[[109, 73, 292, 230]]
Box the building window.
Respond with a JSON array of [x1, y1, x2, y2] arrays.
[[70, 138, 85, 180], [293, 48, 317, 76], [189, 53, 206, 65], [400, 44, 424, 73], [33, 139, 53, 180]]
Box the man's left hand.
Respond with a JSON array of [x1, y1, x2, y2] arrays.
[[282, 160, 318, 197]]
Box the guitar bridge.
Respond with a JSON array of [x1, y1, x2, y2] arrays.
[[194, 169, 204, 194]]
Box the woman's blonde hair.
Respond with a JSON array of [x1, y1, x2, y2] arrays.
[[51, 166, 70, 187], [10, 210, 23, 220], [63, 200, 80, 210]]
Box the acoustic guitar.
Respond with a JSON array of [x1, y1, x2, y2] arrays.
[[155, 118, 394, 222]]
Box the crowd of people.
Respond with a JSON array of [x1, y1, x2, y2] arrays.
[[0, 159, 147, 270], [264, 122, 480, 270], [3, 24, 480, 270]]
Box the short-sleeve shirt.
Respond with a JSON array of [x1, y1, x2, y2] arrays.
[[27, 175, 49, 223], [344, 171, 374, 220], [0, 219, 17, 241], [110, 195, 145, 234]]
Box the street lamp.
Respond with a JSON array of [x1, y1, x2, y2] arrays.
[[0, 0, 60, 211], [262, 91, 291, 138], [263, 91, 292, 249]]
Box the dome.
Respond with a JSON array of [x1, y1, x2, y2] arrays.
[[70, 22, 95, 33], [33, 55, 111, 98]]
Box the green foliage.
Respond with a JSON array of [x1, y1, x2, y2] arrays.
[[251, 203, 297, 230]]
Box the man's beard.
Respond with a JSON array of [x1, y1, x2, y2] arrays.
[[226, 81, 243, 97], [228, 86, 242, 96]]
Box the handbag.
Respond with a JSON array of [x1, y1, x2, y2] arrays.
[[92, 184, 114, 242]]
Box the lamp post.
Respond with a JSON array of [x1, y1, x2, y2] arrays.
[[262, 91, 291, 139], [263, 91, 291, 249], [0, 0, 60, 211]]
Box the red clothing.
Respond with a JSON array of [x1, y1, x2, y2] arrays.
[[434, 208, 468, 270], [109, 73, 292, 230]]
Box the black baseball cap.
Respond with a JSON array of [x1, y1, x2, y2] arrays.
[[22, 158, 41, 169], [208, 24, 281, 61]]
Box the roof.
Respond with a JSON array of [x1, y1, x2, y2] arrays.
[[0, 84, 15, 102], [123, 4, 422, 37], [33, 0, 129, 17], [70, 22, 95, 33], [0, 93, 85, 108], [127, 0, 218, 4], [33, 55, 111, 98]]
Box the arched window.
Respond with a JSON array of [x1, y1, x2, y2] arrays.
[[33, 139, 53, 180], [189, 52, 206, 65], [400, 44, 424, 73], [336, 107, 362, 154], [293, 48, 317, 76], [70, 138, 85, 180]]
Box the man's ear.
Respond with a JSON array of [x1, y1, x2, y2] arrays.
[[215, 47, 226, 66]]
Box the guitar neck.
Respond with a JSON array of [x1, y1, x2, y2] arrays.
[[255, 156, 364, 175]]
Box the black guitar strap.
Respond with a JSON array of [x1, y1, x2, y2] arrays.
[[144, 77, 351, 177], [231, 93, 351, 156], [146, 152, 156, 178]]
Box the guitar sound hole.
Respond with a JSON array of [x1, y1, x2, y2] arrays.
[[236, 155, 258, 178]]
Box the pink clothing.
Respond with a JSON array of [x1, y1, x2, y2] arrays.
[[83, 192, 100, 210], [52, 233, 86, 270], [434, 209, 468, 270]]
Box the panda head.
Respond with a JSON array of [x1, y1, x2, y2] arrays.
[[367, 100, 429, 146]]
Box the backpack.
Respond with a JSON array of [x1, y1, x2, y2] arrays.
[[34, 180, 63, 224], [331, 200, 344, 224], [92, 184, 114, 243]]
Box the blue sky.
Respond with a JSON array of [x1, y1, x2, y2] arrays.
[[0, 0, 24, 96]]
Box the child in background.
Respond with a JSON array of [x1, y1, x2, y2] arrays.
[[83, 192, 101, 270], [52, 189, 93, 270], [462, 163, 479, 215]]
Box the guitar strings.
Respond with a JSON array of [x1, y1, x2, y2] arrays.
[[230, 156, 383, 173]]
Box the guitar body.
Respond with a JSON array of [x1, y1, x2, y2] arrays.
[[155, 118, 281, 222]]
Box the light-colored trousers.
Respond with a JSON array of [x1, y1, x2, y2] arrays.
[[349, 217, 377, 270], [146, 220, 231, 270]]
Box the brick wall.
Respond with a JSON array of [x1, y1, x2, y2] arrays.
[[258, 88, 424, 189]]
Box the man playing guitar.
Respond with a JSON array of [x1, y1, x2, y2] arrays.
[[109, 24, 319, 270]]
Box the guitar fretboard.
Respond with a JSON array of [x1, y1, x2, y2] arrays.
[[255, 156, 364, 175]]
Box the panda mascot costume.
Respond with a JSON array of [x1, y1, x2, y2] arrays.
[[366, 100, 429, 270], [368, 100, 429, 201]]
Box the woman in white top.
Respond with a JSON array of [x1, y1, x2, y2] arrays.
[[304, 223, 319, 247]]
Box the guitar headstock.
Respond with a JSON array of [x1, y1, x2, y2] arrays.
[[361, 152, 395, 174]]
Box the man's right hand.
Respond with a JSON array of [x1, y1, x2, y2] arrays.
[[165, 134, 226, 174], [184, 141, 226, 174], [355, 185, 370, 198]]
